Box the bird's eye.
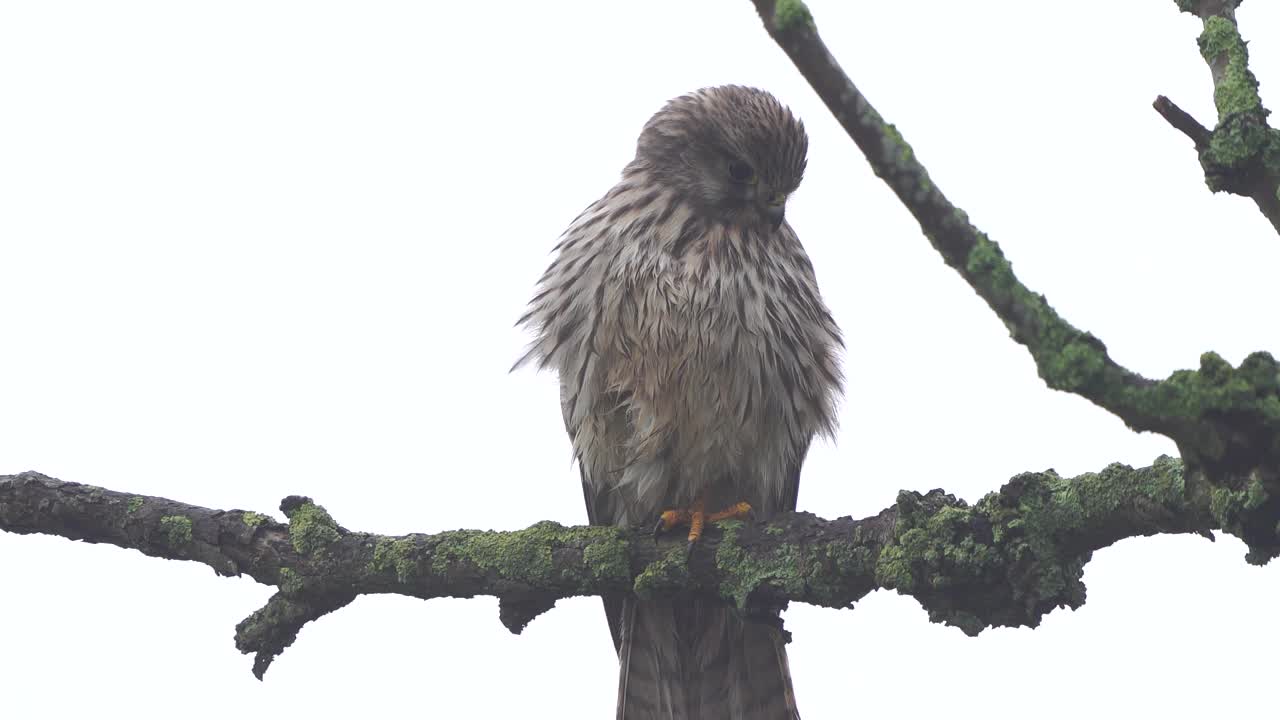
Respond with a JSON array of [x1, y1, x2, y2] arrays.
[[727, 160, 755, 183]]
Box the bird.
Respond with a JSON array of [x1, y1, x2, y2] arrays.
[[515, 85, 843, 720]]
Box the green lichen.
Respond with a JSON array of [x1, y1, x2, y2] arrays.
[[430, 521, 629, 589], [915, 170, 935, 202], [881, 123, 916, 171], [278, 567, 304, 594], [964, 223, 1280, 448], [1116, 352, 1280, 460], [876, 460, 1187, 633], [804, 538, 874, 606], [1199, 16, 1262, 117], [773, 0, 813, 31], [1053, 339, 1107, 393], [1208, 468, 1275, 564], [582, 537, 630, 583], [159, 515, 193, 548], [127, 496, 144, 514], [964, 233, 1017, 297], [714, 520, 805, 609], [371, 537, 419, 583], [1195, 16, 1271, 175], [241, 511, 267, 529], [984, 459, 1183, 597], [1206, 115, 1271, 174], [963, 233, 1109, 395], [873, 540, 915, 592], [1210, 487, 1240, 523], [634, 545, 690, 598], [285, 502, 340, 556], [875, 500, 999, 599]]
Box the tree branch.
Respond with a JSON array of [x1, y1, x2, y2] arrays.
[[1168, 1, 1280, 234], [749, 0, 1280, 561], [0, 458, 1214, 677], [1153, 95, 1213, 148]]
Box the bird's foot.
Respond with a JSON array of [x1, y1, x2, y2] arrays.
[[652, 498, 753, 547]]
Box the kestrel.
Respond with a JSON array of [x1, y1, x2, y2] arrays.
[[517, 85, 842, 719]]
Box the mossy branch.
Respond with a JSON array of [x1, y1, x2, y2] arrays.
[[0, 457, 1224, 678], [1162, 1, 1280, 234], [750, 0, 1280, 560]]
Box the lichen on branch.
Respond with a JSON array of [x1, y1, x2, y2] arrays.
[[0, 457, 1218, 677], [1164, 0, 1280, 232], [749, 0, 1280, 560]]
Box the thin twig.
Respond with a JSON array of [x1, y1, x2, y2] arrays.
[[1153, 95, 1212, 148]]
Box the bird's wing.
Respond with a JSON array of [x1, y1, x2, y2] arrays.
[[780, 437, 810, 513], [563, 378, 632, 652], [581, 465, 626, 652]]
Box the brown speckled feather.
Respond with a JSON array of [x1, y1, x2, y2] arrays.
[[517, 86, 842, 720]]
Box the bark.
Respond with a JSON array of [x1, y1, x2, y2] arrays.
[[1164, 0, 1280, 233], [0, 457, 1213, 677], [751, 0, 1280, 563]]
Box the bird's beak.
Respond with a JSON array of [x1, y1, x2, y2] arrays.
[[765, 191, 787, 229]]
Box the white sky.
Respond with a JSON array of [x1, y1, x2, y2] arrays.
[[2, 1, 1278, 717]]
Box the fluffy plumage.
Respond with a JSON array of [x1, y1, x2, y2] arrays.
[[516, 85, 842, 720]]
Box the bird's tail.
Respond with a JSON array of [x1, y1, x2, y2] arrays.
[[616, 597, 799, 720]]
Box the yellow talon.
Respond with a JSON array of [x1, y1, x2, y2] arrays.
[[707, 501, 752, 523], [653, 498, 752, 544], [687, 497, 707, 544], [657, 508, 690, 532]]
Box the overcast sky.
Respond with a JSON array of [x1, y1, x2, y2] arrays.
[[3, 1, 1279, 717]]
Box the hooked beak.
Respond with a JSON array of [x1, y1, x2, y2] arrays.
[[764, 190, 787, 229]]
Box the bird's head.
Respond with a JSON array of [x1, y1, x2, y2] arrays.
[[633, 85, 808, 230]]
